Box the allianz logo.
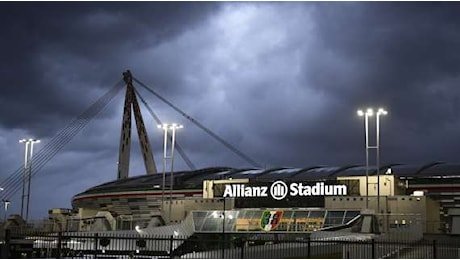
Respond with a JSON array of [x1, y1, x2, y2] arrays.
[[223, 180, 347, 200]]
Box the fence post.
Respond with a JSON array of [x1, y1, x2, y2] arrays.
[[221, 234, 225, 259], [307, 237, 311, 258], [169, 235, 174, 258], [56, 231, 62, 259], [4, 229, 11, 259], [433, 240, 437, 259], [371, 239, 375, 259], [240, 238, 245, 259], [93, 233, 99, 259]]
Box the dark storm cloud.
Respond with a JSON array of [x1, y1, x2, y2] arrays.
[[302, 2, 460, 164], [0, 1, 221, 216], [0, 2, 219, 135], [1, 2, 460, 217]]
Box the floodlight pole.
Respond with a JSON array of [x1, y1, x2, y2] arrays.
[[169, 124, 180, 222], [358, 108, 387, 212], [20, 139, 30, 219], [365, 112, 370, 209], [376, 109, 388, 214], [161, 126, 168, 213], [26, 140, 39, 221], [376, 112, 380, 213], [222, 196, 226, 258], [158, 124, 182, 223], [2, 199, 10, 222], [358, 109, 373, 209], [19, 138, 40, 221]]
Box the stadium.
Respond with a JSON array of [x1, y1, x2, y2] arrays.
[[4, 72, 460, 258], [71, 162, 460, 235], [46, 72, 460, 236]]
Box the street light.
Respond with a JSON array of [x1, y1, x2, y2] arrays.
[[376, 108, 388, 213], [157, 124, 183, 223], [158, 125, 168, 214], [0, 188, 6, 222], [2, 199, 10, 222], [357, 109, 373, 208], [221, 206, 225, 258], [357, 108, 388, 212], [19, 138, 40, 221]]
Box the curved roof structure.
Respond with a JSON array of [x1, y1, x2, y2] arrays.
[[74, 162, 460, 198], [71, 161, 460, 223]]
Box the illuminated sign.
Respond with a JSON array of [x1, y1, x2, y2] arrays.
[[223, 180, 347, 200]]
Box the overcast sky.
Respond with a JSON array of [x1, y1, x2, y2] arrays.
[[1, 2, 460, 218]]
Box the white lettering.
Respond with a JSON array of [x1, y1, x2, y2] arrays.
[[223, 184, 233, 198], [290, 183, 299, 196], [244, 186, 253, 197], [304, 185, 311, 196], [222, 184, 270, 198], [260, 187, 268, 196], [222, 182, 347, 198], [311, 183, 320, 195], [334, 185, 347, 195]]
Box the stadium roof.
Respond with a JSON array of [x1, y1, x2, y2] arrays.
[[75, 162, 460, 196]]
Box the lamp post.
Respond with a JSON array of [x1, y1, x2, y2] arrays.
[[19, 138, 40, 221], [357, 109, 373, 208], [0, 187, 6, 222], [2, 199, 10, 222], [158, 125, 169, 214], [357, 108, 388, 212], [222, 197, 226, 258], [376, 108, 388, 214], [157, 124, 183, 223], [19, 138, 29, 219]]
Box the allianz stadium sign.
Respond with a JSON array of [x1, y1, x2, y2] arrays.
[[223, 180, 347, 200]]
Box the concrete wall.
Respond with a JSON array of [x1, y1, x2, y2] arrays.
[[325, 195, 440, 234], [426, 197, 441, 233], [337, 175, 404, 196]]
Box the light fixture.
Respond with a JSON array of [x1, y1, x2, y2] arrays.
[[158, 123, 183, 223], [19, 138, 40, 221]]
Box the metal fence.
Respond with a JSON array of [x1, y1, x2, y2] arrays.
[[1, 229, 460, 259]]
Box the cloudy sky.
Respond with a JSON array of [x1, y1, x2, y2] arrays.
[[1, 2, 460, 218]]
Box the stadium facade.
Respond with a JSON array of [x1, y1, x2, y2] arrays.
[[70, 162, 460, 234], [62, 72, 460, 235]]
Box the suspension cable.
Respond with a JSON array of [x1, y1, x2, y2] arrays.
[[133, 87, 196, 170], [133, 77, 262, 168], [0, 81, 124, 200]]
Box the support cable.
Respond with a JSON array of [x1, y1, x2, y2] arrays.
[[133, 77, 262, 168], [0, 81, 124, 200], [1, 116, 89, 199], [133, 88, 196, 170]]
